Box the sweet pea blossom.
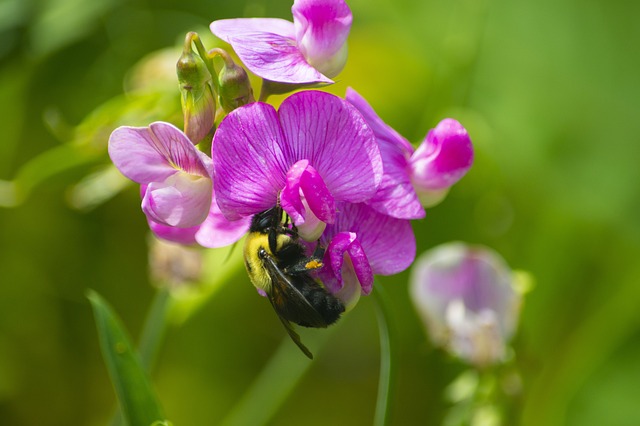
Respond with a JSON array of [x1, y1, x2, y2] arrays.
[[109, 122, 249, 247], [210, 0, 352, 84], [317, 202, 416, 310], [345, 88, 474, 213], [410, 242, 522, 367], [211, 90, 382, 239]]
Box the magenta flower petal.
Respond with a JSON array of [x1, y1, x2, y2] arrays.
[[212, 102, 288, 220], [300, 162, 336, 223], [280, 160, 308, 224], [278, 91, 382, 203], [345, 88, 413, 154], [345, 88, 425, 219], [281, 159, 336, 224], [109, 122, 209, 184], [319, 232, 373, 295], [323, 202, 416, 276], [211, 19, 331, 84], [410, 118, 474, 190], [212, 91, 382, 223], [366, 144, 425, 219], [148, 218, 199, 245], [195, 201, 251, 248], [292, 0, 352, 78]]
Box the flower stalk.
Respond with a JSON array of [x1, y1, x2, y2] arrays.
[[373, 284, 397, 426]]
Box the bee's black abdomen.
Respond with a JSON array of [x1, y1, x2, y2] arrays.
[[291, 276, 345, 327]]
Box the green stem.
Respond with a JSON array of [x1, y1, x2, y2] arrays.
[[373, 284, 396, 426], [185, 32, 220, 94]]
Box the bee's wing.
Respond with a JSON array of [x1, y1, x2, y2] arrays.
[[260, 255, 329, 358], [273, 310, 314, 359], [261, 254, 327, 327]]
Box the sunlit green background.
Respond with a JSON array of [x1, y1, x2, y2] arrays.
[[1, 0, 638, 424]]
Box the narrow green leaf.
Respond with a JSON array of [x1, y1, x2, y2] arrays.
[[87, 290, 167, 426]]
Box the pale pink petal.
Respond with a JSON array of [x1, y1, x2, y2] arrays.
[[211, 18, 296, 40], [142, 173, 212, 228], [211, 18, 335, 84], [108, 122, 209, 184]]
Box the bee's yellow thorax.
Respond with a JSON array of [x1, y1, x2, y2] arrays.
[[243, 232, 292, 291]]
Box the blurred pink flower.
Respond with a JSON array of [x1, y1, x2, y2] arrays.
[[410, 242, 522, 367]]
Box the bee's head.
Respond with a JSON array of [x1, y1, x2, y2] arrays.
[[250, 205, 283, 233]]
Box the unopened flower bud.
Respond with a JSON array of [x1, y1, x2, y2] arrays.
[[218, 57, 254, 112], [410, 242, 523, 368], [177, 47, 215, 144]]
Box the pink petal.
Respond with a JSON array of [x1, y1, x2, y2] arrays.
[[280, 160, 307, 224], [108, 122, 209, 184], [319, 232, 373, 294], [410, 118, 474, 190], [211, 18, 331, 84], [280, 159, 336, 225], [345, 88, 424, 219], [141, 172, 212, 228], [211, 102, 289, 220], [278, 90, 382, 203], [345, 88, 413, 154], [211, 18, 296, 40], [292, 0, 352, 78], [195, 200, 251, 248], [148, 219, 199, 246], [366, 143, 425, 219], [323, 202, 415, 276]]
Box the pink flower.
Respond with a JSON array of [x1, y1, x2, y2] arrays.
[[211, 90, 382, 239], [346, 88, 474, 213], [410, 242, 522, 367], [211, 0, 352, 84], [109, 122, 249, 247]]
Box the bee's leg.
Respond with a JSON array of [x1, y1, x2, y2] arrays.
[[311, 240, 325, 260], [284, 241, 325, 275]]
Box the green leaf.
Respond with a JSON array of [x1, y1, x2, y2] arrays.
[[87, 290, 167, 426]]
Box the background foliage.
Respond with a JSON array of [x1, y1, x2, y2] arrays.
[[0, 0, 638, 424]]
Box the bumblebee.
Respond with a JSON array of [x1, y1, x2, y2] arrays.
[[243, 206, 345, 358]]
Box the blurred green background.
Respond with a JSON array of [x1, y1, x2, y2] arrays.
[[1, 0, 638, 424]]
